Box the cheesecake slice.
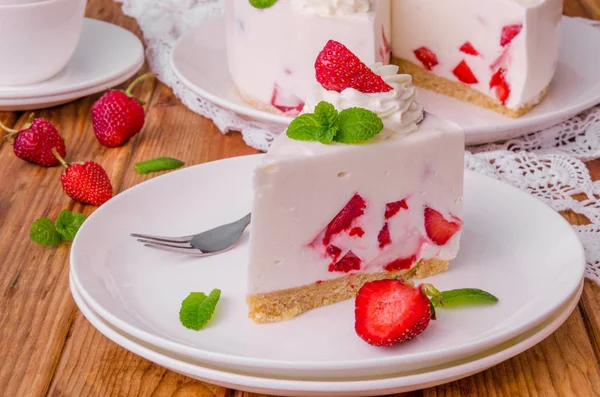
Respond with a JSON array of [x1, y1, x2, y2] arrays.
[[391, 0, 562, 118], [225, 0, 391, 116], [247, 41, 465, 324]]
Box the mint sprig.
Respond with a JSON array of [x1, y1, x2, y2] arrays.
[[55, 210, 87, 241], [249, 0, 278, 8], [134, 157, 185, 174], [179, 289, 221, 330], [30, 218, 62, 246], [286, 101, 383, 144], [29, 210, 87, 246]]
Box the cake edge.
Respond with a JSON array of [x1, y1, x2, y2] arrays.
[[247, 257, 449, 324], [391, 57, 549, 118]]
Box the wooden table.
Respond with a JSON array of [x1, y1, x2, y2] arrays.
[[1, 1, 600, 396]]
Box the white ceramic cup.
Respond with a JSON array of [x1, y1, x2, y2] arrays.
[[0, 0, 87, 86]]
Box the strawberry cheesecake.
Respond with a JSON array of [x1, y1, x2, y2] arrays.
[[225, 0, 562, 118], [225, 0, 391, 116], [247, 41, 465, 323], [391, 0, 563, 117]]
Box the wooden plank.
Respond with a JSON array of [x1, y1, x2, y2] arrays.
[[422, 308, 600, 397], [578, 0, 600, 19], [46, 80, 256, 397], [563, 0, 591, 18], [0, 1, 156, 395]]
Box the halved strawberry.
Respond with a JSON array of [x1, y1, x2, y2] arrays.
[[322, 193, 366, 245], [424, 207, 462, 245], [452, 60, 478, 85], [315, 40, 393, 93], [384, 255, 417, 272], [378, 222, 391, 249], [459, 42, 479, 56], [489, 68, 510, 105], [330, 251, 362, 273], [414, 47, 438, 71], [385, 199, 408, 219], [355, 280, 441, 346], [501, 23, 523, 47]]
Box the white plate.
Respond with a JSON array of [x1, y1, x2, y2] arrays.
[[0, 18, 144, 109], [70, 154, 585, 379], [71, 274, 583, 397], [171, 16, 600, 145]]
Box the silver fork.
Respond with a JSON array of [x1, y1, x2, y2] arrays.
[[131, 213, 251, 256]]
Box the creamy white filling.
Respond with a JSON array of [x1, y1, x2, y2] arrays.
[[302, 63, 424, 138], [290, 0, 371, 16]]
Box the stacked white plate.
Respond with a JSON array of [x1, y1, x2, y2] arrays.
[[0, 19, 144, 111], [70, 154, 586, 396]]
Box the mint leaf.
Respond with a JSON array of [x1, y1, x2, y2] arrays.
[[314, 101, 338, 128], [55, 210, 87, 241], [179, 289, 221, 330], [286, 113, 327, 142], [134, 157, 185, 174], [433, 288, 499, 308], [334, 108, 384, 143], [249, 0, 277, 8], [30, 218, 62, 246]]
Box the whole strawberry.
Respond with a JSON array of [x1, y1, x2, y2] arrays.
[[52, 149, 113, 206], [92, 73, 155, 148], [355, 280, 442, 346], [1, 114, 66, 167]]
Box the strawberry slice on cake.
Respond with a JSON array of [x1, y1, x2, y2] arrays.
[[247, 40, 464, 324]]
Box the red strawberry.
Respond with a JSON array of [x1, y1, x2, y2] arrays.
[[459, 42, 479, 56], [501, 23, 523, 47], [329, 251, 362, 273], [270, 83, 305, 114], [414, 47, 438, 71], [355, 280, 442, 346], [385, 199, 408, 219], [315, 40, 393, 93], [378, 222, 391, 249], [384, 256, 417, 272], [323, 193, 366, 245], [424, 207, 462, 245], [452, 60, 478, 85], [52, 149, 113, 206], [489, 68, 510, 105], [92, 73, 155, 148], [1, 115, 66, 167]]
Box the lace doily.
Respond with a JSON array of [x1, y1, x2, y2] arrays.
[[116, 0, 600, 285]]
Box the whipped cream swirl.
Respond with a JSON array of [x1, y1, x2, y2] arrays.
[[303, 63, 424, 139], [290, 0, 371, 16]]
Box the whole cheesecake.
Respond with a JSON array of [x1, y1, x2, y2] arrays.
[[246, 41, 465, 323], [225, 0, 562, 118]]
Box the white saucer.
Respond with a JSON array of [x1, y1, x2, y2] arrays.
[[71, 274, 583, 397], [70, 154, 585, 379], [171, 16, 600, 146], [0, 18, 144, 110]]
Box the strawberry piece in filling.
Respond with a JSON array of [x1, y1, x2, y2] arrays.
[[322, 193, 366, 245], [459, 42, 480, 56], [270, 83, 304, 114], [327, 245, 342, 260], [501, 23, 523, 47], [384, 255, 417, 272], [329, 251, 362, 273], [424, 207, 462, 246], [378, 222, 391, 249], [349, 227, 365, 237], [385, 199, 408, 219], [414, 47, 438, 71], [452, 60, 478, 85], [489, 68, 510, 105]]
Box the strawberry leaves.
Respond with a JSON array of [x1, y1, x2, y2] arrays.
[[286, 101, 383, 144]]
